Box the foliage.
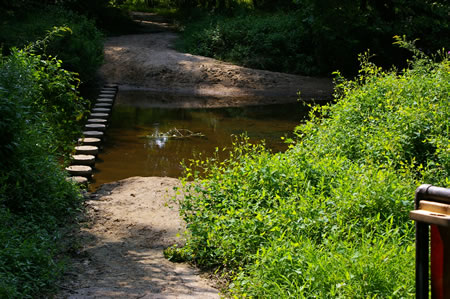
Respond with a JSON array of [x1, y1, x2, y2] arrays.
[[114, 0, 174, 11], [0, 210, 66, 298], [177, 0, 448, 76], [296, 0, 449, 75], [0, 31, 87, 297], [0, 0, 136, 35], [63, 0, 138, 35], [178, 12, 320, 75], [172, 49, 449, 297], [0, 6, 104, 83]]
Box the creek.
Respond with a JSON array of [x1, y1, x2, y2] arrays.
[[90, 91, 316, 190]]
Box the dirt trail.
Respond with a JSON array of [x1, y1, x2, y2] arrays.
[[99, 13, 333, 107], [58, 177, 219, 298], [59, 14, 334, 298]]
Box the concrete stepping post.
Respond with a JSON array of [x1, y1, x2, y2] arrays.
[[75, 145, 99, 155], [104, 83, 119, 89], [98, 94, 115, 99], [100, 90, 116, 95], [92, 108, 111, 113], [83, 131, 104, 139], [99, 93, 116, 99], [65, 165, 92, 177], [87, 118, 108, 125], [101, 88, 116, 92], [94, 103, 113, 108], [78, 137, 101, 146], [100, 93, 115, 97], [85, 123, 106, 131], [66, 176, 88, 185], [96, 98, 114, 103], [90, 113, 109, 119], [71, 154, 96, 166]]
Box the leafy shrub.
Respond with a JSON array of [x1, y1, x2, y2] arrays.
[[178, 1, 449, 76], [0, 31, 86, 297], [178, 12, 320, 75], [301, 0, 449, 75], [63, 0, 138, 35], [0, 210, 65, 298], [173, 48, 449, 297], [0, 6, 104, 83]]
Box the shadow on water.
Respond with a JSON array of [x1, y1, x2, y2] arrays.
[[91, 92, 318, 190]]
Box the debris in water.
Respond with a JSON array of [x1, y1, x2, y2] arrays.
[[139, 128, 205, 140]]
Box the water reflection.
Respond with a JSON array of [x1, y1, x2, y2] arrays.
[[151, 136, 168, 149], [145, 126, 169, 149]]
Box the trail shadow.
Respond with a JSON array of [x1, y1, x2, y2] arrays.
[[58, 178, 219, 298], [131, 12, 177, 33], [101, 13, 334, 104]]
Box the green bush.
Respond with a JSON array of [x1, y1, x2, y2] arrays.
[[63, 0, 138, 35], [0, 6, 104, 83], [173, 48, 449, 297], [0, 32, 87, 297], [0, 210, 65, 298], [178, 12, 320, 75], [178, 1, 449, 76]]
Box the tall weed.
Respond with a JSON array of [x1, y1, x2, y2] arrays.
[[173, 50, 449, 297], [0, 6, 103, 83], [177, 12, 320, 75], [0, 32, 86, 297]]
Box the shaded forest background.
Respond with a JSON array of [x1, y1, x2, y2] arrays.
[[170, 0, 449, 75], [1, 0, 448, 78]]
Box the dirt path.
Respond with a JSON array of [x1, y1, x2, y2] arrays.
[[99, 13, 333, 108], [58, 177, 219, 298]]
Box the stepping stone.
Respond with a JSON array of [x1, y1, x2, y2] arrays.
[[65, 165, 92, 177], [90, 113, 109, 119], [98, 92, 115, 96], [92, 107, 111, 113], [96, 98, 114, 103], [100, 90, 116, 95], [66, 176, 88, 185], [99, 93, 116, 98], [101, 88, 116, 92], [98, 95, 115, 100], [94, 103, 113, 108], [71, 154, 96, 166], [78, 137, 101, 146], [104, 83, 119, 89], [85, 123, 106, 131], [75, 145, 99, 155], [83, 131, 104, 138], [87, 118, 108, 125]]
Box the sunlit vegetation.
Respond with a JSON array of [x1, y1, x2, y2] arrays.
[[168, 44, 449, 296], [0, 1, 132, 296], [0, 28, 90, 297], [0, 1, 112, 296]]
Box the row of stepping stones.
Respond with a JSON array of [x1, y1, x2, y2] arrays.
[[65, 84, 119, 186]]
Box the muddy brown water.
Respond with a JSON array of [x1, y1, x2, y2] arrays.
[[90, 92, 318, 190]]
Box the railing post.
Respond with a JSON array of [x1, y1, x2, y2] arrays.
[[410, 184, 450, 299]]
